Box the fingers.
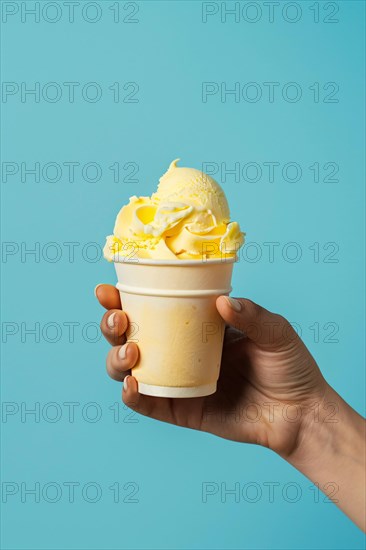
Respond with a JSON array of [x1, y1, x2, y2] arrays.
[[100, 309, 129, 346], [106, 342, 139, 381], [122, 376, 175, 424], [216, 296, 297, 349], [95, 284, 121, 310]]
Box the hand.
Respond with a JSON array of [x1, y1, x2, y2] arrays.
[[96, 284, 365, 529], [95, 284, 327, 459]]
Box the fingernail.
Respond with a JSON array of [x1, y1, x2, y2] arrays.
[[118, 343, 129, 361], [94, 284, 102, 298], [123, 375, 130, 392], [107, 312, 116, 329], [226, 297, 242, 312]]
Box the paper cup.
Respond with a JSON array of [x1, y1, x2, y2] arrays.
[[114, 257, 235, 398]]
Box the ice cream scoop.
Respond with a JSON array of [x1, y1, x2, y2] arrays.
[[103, 159, 244, 261]]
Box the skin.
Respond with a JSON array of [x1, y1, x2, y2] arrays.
[[96, 284, 366, 530]]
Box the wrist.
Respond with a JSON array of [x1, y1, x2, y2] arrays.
[[286, 383, 363, 467], [284, 382, 338, 465], [283, 383, 366, 530]]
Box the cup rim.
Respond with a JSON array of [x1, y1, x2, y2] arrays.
[[113, 256, 237, 266]]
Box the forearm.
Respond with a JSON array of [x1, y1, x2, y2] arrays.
[[286, 384, 366, 530]]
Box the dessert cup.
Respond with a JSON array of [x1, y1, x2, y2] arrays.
[[114, 257, 235, 397]]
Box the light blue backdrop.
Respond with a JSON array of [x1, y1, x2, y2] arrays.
[[1, 1, 365, 549]]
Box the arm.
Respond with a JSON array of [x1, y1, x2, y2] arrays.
[[287, 384, 366, 530]]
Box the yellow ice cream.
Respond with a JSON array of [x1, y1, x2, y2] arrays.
[[103, 159, 244, 261]]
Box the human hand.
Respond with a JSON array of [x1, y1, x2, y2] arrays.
[[95, 284, 327, 459]]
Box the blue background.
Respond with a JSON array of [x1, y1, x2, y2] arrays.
[[1, 1, 365, 549]]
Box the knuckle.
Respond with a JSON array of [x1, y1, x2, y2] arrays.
[[273, 313, 287, 326], [248, 301, 263, 320], [276, 314, 292, 332]]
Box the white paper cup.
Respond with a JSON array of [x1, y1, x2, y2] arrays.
[[114, 257, 235, 398]]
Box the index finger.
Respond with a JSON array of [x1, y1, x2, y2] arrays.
[[95, 284, 121, 310]]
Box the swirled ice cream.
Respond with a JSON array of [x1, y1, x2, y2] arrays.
[[103, 159, 244, 261]]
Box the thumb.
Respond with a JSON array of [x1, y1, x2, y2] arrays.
[[216, 296, 295, 349]]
